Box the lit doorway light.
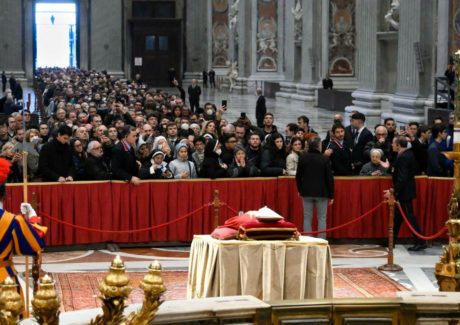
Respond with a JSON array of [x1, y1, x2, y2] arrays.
[[35, 2, 77, 68]]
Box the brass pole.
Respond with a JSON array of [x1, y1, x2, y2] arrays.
[[31, 192, 41, 294], [379, 189, 403, 272], [212, 190, 221, 229], [22, 150, 30, 318]]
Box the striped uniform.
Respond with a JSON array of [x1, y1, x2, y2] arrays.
[[0, 209, 45, 288]]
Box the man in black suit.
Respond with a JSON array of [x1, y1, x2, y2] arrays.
[[324, 123, 353, 176], [296, 136, 334, 239], [255, 88, 266, 128], [385, 136, 427, 251], [349, 112, 373, 175], [111, 125, 141, 185], [188, 79, 201, 113]]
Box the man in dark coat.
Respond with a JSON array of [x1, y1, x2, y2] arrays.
[[1, 71, 6, 93], [296, 136, 334, 239], [349, 112, 373, 174], [111, 125, 140, 185], [188, 79, 201, 113], [38, 125, 74, 182], [208, 69, 216, 88], [386, 136, 427, 251], [255, 88, 266, 128]]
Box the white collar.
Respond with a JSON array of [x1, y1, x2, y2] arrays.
[[0, 201, 4, 210]]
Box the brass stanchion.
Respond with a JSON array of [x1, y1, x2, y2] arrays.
[[212, 189, 221, 229], [31, 192, 42, 295], [379, 189, 403, 272]]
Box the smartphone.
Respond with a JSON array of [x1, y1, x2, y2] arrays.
[[399, 125, 405, 132], [241, 112, 246, 119], [103, 130, 109, 137], [222, 100, 227, 107]]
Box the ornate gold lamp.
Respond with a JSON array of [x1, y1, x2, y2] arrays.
[[31, 274, 61, 325], [435, 50, 460, 291], [0, 277, 23, 324]]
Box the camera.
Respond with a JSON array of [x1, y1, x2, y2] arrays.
[[240, 112, 247, 119]]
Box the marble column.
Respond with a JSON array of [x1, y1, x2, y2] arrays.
[[90, 0, 124, 77], [293, 0, 321, 102], [387, 0, 435, 124], [233, 0, 251, 93], [345, 0, 381, 126], [436, 0, 449, 77], [276, 0, 298, 99], [0, 0, 26, 79]]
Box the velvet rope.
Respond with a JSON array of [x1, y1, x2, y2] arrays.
[[301, 201, 386, 235], [38, 203, 211, 234], [396, 202, 447, 240]]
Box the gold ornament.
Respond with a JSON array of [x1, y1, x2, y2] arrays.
[[435, 50, 460, 291], [0, 277, 23, 325], [31, 274, 61, 325], [90, 255, 132, 325], [126, 261, 166, 325]]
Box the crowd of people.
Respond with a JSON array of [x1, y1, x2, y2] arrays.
[[0, 68, 454, 184]]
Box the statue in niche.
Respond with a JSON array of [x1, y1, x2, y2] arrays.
[[229, 0, 239, 31], [291, 0, 303, 43], [226, 61, 238, 92], [384, 0, 400, 31], [257, 17, 277, 54]]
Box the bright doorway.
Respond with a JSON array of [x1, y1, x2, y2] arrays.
[[35, 2, 77, 68]]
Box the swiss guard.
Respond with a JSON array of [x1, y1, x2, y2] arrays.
[[0, 157, 46, 298]]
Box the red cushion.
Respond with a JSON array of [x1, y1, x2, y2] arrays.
[[223, 214, 255, 230], [211, 227, 238, 240], [238, 219, 299, 240]]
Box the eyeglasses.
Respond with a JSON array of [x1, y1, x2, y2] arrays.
[[92, 147, 103, 150]]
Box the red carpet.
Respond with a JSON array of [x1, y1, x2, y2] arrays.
[[52, 268, 407, 312]]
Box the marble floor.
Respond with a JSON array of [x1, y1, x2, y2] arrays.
[[197, 87, 342, 139]]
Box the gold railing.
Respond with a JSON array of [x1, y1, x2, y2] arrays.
[[0, 256, 165, 325]]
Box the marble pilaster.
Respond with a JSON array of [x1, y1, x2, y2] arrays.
[[0, 0, 26, 79], [183, 0, 208, 81], [90, 0, 124, 77], [79, 0, 90, 71]]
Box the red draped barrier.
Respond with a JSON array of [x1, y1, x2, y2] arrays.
[[4, 176, 453, 246]]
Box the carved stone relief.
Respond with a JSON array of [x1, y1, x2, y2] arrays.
[[212, 0, 229, 67], [292, 0, 303, 45], [256, 0, 278, 72], [329, 0, 355, 76]]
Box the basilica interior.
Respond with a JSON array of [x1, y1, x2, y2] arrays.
[[1, 0, 460, 324]]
